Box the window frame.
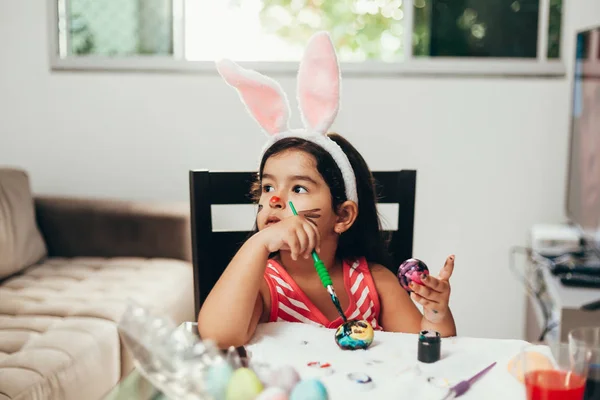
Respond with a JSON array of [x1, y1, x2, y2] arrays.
[[48, 0, 566, 77]]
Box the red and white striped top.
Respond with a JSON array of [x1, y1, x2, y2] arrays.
[[263, 257, 382, 330]]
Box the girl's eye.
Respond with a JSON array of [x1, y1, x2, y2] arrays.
[[293, 186, 308, 194], [262, 184, 274, 193]]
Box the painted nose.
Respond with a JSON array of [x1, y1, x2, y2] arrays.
[[269, 196, 284, 208]]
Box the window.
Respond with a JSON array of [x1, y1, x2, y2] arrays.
[[57, 0, 181, 57], [50, 0, 565, 76], [418, 0, 561, 58]]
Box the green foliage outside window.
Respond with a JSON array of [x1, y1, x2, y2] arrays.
[[256, 0, 562, 60]]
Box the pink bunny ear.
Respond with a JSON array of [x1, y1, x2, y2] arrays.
[[216, 59, 290, 136], [297, 31, 340, 134]]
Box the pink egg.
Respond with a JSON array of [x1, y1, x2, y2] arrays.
[[256, 387, 288, 400], [266, 365, 301, 392]]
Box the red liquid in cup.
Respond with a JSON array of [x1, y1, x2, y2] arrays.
[[525, 370, 587, 400]]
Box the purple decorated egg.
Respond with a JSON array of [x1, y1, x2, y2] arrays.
[[397, 258, 429, 292]]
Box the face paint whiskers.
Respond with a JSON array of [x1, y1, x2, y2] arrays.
[[300, 208, 321, 221]]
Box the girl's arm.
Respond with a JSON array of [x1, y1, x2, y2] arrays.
[[370, 257, 457, 337], [197, 234, 270, 348], [198, 215, 320, 348], [371, 264, 423, 333]]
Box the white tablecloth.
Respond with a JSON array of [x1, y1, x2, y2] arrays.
[[247, 322, 530, 400]]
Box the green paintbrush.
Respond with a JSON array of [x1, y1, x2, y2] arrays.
[[289, 201, 347, 322]]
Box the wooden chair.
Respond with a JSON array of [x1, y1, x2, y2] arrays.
[[189, 169, 416, 317]]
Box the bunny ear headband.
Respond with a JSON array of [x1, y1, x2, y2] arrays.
[[215, 31, 358, 204]]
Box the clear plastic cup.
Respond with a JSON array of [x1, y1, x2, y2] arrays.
[[569, 327, 600, 400], [520, 343, 591, 400]]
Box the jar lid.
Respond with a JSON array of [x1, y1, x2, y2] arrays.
[[419, 330, 441, 343]]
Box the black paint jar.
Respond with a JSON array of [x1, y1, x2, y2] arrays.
[[418, 330, 441, 363]]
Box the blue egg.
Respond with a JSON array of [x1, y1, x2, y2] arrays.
[[289, 379, 328, 400], [204, 362, 234, 400]]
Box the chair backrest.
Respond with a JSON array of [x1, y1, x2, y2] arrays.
[[189, 169, 416, 317]]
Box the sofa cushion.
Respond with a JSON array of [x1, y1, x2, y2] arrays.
[[0, 317, 119, 400], [0, 169, 47, 279], [0, 257, 194, 400]]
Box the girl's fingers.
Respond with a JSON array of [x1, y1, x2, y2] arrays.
[[286, 230, 300, 260], [312, 222, 321, 253], [438, 255, 455, 281], [302, 223, 316, 259], [295, 227, 309, 259], [281, 217, 321, 260], [304, 218, 321, 253], [420, 275, 448, 293], [410, 292, 438, 308], [410, 282, 442, 303]]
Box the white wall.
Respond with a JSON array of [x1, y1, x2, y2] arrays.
[[1, 1, 598, 340], [568, 0, 600, 38]]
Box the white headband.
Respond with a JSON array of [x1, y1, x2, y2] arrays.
[[215, 31, 359, 204]]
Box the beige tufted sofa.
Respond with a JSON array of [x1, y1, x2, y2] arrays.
[[0, 168, 195, 400]]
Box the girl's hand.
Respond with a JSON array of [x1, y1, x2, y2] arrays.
[[409, 255, 455, 323], [256, 215, 321, 260]]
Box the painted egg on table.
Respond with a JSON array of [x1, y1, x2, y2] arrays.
[[397, 258, 429, 292], [507, 351, 554, 383], [248, 361, 272, 386], [204, 361, 234, 400], [289, 379, 328, 400], [266, 365, 300, 393], [256, 387, 289, 400], [225, 368, 264, 400], [334, 320, 374, 350]]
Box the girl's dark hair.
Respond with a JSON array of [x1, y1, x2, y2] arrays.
[[251, 133, 391, 268]]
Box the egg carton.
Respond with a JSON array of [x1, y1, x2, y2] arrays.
[[117, 300, 225, 400]]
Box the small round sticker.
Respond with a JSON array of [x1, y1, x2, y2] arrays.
[[347, 372, 374, 390]]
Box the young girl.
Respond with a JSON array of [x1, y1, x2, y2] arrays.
[[198, 32, 457, 348]]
